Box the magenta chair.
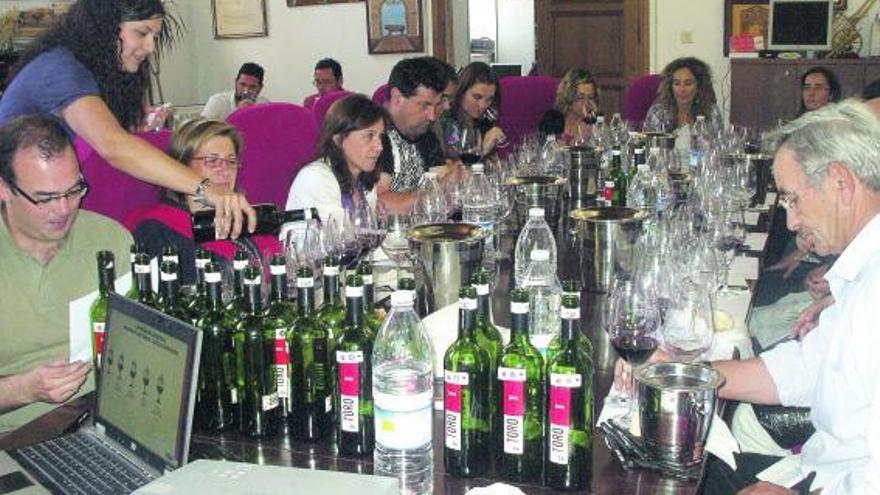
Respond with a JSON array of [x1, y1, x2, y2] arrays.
[[226, 102, 319, 207], [311, 90, 353, 128], [372, 83, 390, 106], [498, 76, 559, 150], [78, 130, 170, 226], [623, 74, 662, 130]]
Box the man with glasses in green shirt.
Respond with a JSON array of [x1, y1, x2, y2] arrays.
[[0, 114, 131, 435]]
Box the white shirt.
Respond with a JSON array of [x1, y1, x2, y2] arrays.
[[762, 213, 880, 494], [200, 90, 269, 120], [285, 159, 376, 226]]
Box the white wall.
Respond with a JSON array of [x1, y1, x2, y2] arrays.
[[496, 0, 535, 72], [159, 0, 431, 105]]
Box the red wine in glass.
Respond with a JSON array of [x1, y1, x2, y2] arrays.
[[459, 152, 482, 166], [610, 335, 659, 365]]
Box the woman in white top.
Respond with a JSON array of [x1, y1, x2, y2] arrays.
[[286, 94, 387, 224]]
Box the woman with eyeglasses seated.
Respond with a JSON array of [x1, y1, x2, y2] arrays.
[[285, 93, 387, 226], [131, 119, 279, 284], [441, 62, 506, 159], [798, 66, 841, 116], [643, 57, 723, 149], [538, 69, 599, 145]]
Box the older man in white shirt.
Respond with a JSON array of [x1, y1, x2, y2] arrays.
[[685, 99, 880, 495]]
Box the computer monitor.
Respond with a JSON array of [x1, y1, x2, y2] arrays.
[[767, 0, 833, 52]]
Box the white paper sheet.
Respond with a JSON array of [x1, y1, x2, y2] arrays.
[[728, 256, 759, 287], [745, 232, 768, 251], [744, 211, 761, 226]]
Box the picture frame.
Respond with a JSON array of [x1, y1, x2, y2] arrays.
[[212, 0, 268, 39], [365, 0, 424, 54], [834, 0, 847, 9], [287, 0, 362, 6], [724, 0, 770, 56]]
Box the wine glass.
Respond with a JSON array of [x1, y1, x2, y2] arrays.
[[459, 127, 482, 166], [711, 207, 746, 293], [661, 282, 715, 361]]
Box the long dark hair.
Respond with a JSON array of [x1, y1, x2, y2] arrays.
[[451, 62, 500, 123], [8, 0, 169, 131], [319, 94, 388, 195], [655, 57, 716, 122], [798, 66, 842, 116]]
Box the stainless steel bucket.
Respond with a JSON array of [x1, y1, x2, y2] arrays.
[[570, 207, 647, 293], [407, 223, 485, 310], [566, 146, 599, 208], [636, 362, 725, 467], [507, 175, 566, 232]]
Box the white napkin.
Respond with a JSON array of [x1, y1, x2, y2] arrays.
[[704, 413, 740, 470], [465, 483, 526, 495], [757, 454, 806, 488]]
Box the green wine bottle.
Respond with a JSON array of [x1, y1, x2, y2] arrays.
[[547, 280, 593, 363], [496, 288, 544, 482], [188, 248, 212, 312], [89, 250, 115, 382], [224, 249, 250, 319], [335, 274, 374, 456], [158, 260, 189, 322], [544, 293, 593, 490], [265, 254, 296, 420], [610, 145, 628, 207], [472, 269, 502, 434], [356, 261, 384, 332], [289, 264, 331, 440], [194, 262, 236, 431], [443, 286, 491, 477], [318, 254, 346, 342], [126, 242, 144, 300], [133, 252, 157, 309], [236, 266, 280, 437]]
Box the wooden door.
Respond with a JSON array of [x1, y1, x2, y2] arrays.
[[535, 0, 650, 115]]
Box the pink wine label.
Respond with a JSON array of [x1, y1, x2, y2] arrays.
[[498, 367, 526, 454], [337, 351, 363, 433], [549, 373, 581, 465], [444, 370, 469, 451], [92, 322, 105, 359], [274, 328, 289, 399]]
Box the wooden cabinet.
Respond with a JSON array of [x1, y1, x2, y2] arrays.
[[730, 58, 880, 128]]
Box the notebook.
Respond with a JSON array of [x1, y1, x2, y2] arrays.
[[0, 293, 202, 495]]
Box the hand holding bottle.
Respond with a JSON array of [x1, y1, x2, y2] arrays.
[[201, 185, 257, 240]]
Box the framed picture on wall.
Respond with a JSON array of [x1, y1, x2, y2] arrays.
[[212, 0, 268, 39], [365, 0, 424, 54], [724, 0, 770, 55], [287, 0, 362, 5]]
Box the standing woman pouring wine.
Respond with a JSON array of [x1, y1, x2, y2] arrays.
[[0, 0, 255, 237]]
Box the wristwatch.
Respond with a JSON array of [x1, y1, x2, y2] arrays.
[[193, 177, 211, 205]]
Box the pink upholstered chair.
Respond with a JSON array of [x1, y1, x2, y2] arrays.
[[78, 130, 170, 226], [623, 74, 662, 130], [226, 102, 319, 207], [311, 90, 353, 128], [372, 83, 390, 106], [498, 76, 560, 150]]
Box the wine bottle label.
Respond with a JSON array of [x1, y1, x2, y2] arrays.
[[475, 284, 490, 296], [297, 277, 314, 288], [549, 373, 581, 465], [102, 260, 114, 270], [444, 370, 469, 451], [92, 322, 105, 360], [135, 264, 150, 274], [162, 255, 179, 264], [361, 274, 373, 285], [510, 302, 529, 314], [337, 351, 364, 433], [195, 258, 209, 269], [561, 307, 580, 320], [244, 276, 260, 285], [604, 181, 614, 204], [160, 271, 176, 281], [325, 394, 333, 413], [274, 329, 289, 399], [346, 286, 364, 298], [230, 387, 238, 405], [458, 298, 477, 311], [270, 264, 286, 276], [205, 272, 221, 284], [498, 367, 526, 455], [374, 390, 433, 449], [233, 260, 248, 270], [324, 265, 340, 276], [261, 392, 279, 411]]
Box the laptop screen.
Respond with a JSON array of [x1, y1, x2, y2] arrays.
[[96, 294, 201, 473]]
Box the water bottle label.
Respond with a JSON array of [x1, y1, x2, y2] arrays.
[[499, 367, 526, 455], [475, 284, 490, 296], [561, 307, 580, 320], [261, 392, 279, 412], [270, 264, 286, 276], [374, 390, 433, 449], [233, 260, 248, 270], [510, 302, 529, 314], [92, 322, 105, 360], [338, 352, 363, 433], [444, 370, 469, 451], [297, 277, 314, 288], [549, 378, 576, 465]]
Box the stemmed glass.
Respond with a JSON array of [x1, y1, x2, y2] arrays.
[[660, 281, 715, 362], [412, 175, 448, 224], [711, 206, 746, 293], [459, 127, 483, 166]]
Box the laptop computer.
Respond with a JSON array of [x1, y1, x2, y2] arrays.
[[0, 293, 202, 495]]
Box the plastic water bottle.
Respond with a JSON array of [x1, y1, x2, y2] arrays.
[[463, 163, 498, 265], [541, 135, 564, 176], [373, 289, 435, 495], [690, 115, 708, 169], [626, 163, 653, 211], [522, 249, 562, 356], [592, 115, 608, 151], [514, 208, 557, 288]]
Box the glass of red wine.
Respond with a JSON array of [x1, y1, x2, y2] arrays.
[[458, 126, 483, 166], [605, 276, 660, 423]]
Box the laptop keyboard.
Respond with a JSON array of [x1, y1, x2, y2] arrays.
[[12, 432, 155, 495]]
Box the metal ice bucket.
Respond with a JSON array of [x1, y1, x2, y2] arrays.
[[636, 362, 725, 467], [566, 146, 599, 208], [407, 223, 485, 311], [569, 207, 647, 293], [507, 175, 566, 232]]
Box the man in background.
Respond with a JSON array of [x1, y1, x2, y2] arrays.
[[303, 58, 344, 110], [201, 62, 269, 120]]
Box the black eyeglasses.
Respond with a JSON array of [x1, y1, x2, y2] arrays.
[[7, 177, 89, 206]]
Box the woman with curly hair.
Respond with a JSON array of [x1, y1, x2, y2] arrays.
[[538, 68, 599, 145], [643, 57, 723, 145], [442, 62, 506, 158], [0, 0, 254, 237]]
